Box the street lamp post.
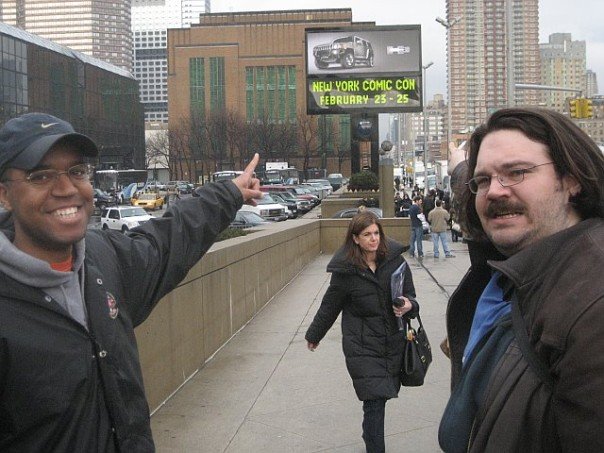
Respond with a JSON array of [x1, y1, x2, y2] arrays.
[[422, 61, 433, 170], [436, 15, 462, 155], [379, 140, 394, 217]]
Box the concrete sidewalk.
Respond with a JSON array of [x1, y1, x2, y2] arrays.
[[151, 237, 470, 452]]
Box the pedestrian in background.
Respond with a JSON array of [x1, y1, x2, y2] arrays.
[[408, 196, 424, 258], [305, 211, 419, 453], [422, 188, 436, 215], [439, 107, 604, 452], [428, 199, 455, 258], [0, 112, 263, 451]]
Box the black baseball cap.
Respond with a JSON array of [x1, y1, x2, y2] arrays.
[[0, 113, 98, 172]]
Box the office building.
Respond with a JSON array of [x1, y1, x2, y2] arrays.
[[0, 22, 145, 169], [132, 0, 210, 124], [540, 33, 587, 113], [446, 0, 540, 133], [0, 0, 133, 72]]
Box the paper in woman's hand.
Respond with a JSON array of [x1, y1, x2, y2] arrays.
[[391, 261, 407, 306]]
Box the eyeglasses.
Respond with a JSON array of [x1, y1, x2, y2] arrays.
[[2, 163, 94, 186], [466, 162, 554, 195]]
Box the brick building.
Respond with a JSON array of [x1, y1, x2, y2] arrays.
[[167, 9, 365, 182]]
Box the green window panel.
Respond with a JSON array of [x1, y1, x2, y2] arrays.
[[189, 57, 205, 119], [210, 57, 225, 111], [287, 66, 296, 120]]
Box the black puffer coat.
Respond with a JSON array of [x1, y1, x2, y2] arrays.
[[305, 239, 418, 401]]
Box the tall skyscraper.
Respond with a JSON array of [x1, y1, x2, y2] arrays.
[[446, 0, 540, 133], [540, 33, 586, 112], [132, 0, 210, 124], [0, 0, 133, 72], [586, 70, 599, 98]]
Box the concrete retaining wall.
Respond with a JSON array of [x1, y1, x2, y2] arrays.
[[136, 217, 410, 411]]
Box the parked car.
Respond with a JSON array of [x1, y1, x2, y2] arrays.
[[145, 180, 167, 191], [100, 206, 152, 232], [230, 210, 270, 229], [166, 180, 190, 192], [269, 193, 298, 218], [305, 179, 333, 197], [327, 173, 348, 191], [132, 192, 164, 211], [176, 183, 193, 194], [272, 191, 313, 213], [261, 185, 319, 207], [239, 194, 288, 221], [331, 207, 383, 218], [93, 188, 116, 211]]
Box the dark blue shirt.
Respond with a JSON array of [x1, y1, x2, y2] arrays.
[[409, 204, 422, 228]]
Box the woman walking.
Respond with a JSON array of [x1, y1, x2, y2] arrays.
[[305, 211, 419, 453]]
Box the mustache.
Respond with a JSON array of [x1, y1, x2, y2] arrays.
[[485, 200, 525, 218]]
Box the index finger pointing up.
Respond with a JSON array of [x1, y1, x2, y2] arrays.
[[244, 153, 260, 176]]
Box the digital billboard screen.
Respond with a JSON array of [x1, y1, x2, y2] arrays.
[[305, 25, 422, 115]]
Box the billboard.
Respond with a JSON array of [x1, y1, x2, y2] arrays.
[[305, 26, 422, 115]]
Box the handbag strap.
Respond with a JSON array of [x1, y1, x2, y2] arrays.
[[404, 313, 424, 334], [511, 295, 554, 390]]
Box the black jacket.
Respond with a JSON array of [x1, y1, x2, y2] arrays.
[[0, 181, 242, 452], [305, 239, 418, 401]]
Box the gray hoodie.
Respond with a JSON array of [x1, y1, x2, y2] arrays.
[[0, 208, 88, 328]]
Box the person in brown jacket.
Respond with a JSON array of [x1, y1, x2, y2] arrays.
[[439, 107, 604, 452], [427, 199, 454, 258]]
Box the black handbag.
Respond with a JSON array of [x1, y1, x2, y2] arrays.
[[400, 314, 432, 386]]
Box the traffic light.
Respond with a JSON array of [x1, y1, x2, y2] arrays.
[[583, 98, 594, 118], [569, 98, 579, 118]]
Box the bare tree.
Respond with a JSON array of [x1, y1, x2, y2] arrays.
[[188, 111, 209, 182], [204, 109, 229, 172], [226, 110, 255, 170], [168, 119, 190, 181], [145, 130, 170, 173], [296, 111, 320, 172], [330, 117, 351, 172]]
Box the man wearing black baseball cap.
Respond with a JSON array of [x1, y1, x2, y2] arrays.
[[0, 112, 98, 172], [0, 112, 262, 451]]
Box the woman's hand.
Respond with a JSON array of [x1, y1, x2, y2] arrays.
[[392, 297, 413, 317], [307, 341, 319, 351]]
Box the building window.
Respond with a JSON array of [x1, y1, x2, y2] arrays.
[[189, 57, 205, 120], [245, 65, 296, 123], [209, 56, 225, 111]]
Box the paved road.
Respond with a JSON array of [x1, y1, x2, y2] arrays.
[[150, 236, 469, 452]]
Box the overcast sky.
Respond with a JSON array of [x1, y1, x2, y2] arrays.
[[211, 0, 604, 99]]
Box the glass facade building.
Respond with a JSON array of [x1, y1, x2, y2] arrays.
[[0, 22, 145, 169]]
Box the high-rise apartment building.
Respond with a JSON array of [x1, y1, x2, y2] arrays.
[[0, 0, 133, 72], [585, 69, 598, 98], [132, 0, 210, 124], [540, 33, 586, 113], [446, 0, 540, 133]]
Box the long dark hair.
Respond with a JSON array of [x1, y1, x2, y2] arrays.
[[343, 211, 388, 269], [462, 107, 604, 241]]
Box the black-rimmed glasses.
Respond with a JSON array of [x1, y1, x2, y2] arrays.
[[466, 162, 554, 195], [2, 163, 94, 187]]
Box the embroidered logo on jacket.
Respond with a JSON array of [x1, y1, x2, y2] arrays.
[[106, 292, 119, 319]]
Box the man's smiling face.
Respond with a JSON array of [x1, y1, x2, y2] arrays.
[[0, 144, 93, 263]]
